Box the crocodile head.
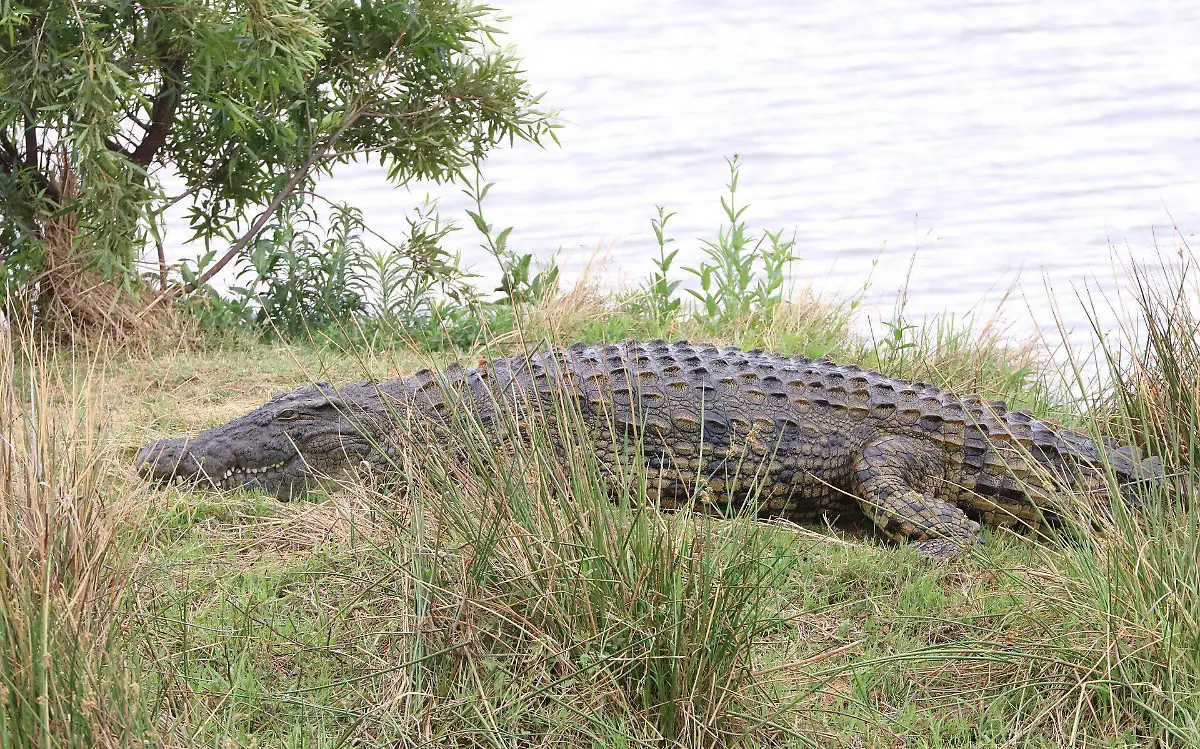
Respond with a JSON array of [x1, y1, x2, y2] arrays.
[[137, 381, 396, 500]]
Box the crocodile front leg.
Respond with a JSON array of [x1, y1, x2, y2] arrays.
[[852, 436, 983, 558]]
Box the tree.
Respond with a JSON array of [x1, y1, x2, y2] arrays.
[[0, 0, 555, 307]]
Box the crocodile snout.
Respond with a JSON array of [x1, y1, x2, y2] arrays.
[[138, 434, 308, 498], [137, 437, 218, 485]]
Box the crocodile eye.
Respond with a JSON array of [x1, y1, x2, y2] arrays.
[[276, 408, 299, 421]]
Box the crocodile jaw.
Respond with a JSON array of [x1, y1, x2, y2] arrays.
[[137, 436, 310, 500]]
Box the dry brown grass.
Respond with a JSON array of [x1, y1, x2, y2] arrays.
[[0, 324, 152, 746], [16, 187, 186, 345]]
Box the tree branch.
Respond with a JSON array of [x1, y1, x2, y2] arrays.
[[124, 105, 152, 132], [177, 110, 364, 293], [22, 112, 37, 171], [128, 63, 183, 169], [0, 128, 61, 204], [105, 136, 134, 159], [0, 130, 17, 163], [154, 143, 237, 215], [107, 61, 184, 177]]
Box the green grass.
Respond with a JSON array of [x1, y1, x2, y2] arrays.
[[3, 246, 1198, 747]]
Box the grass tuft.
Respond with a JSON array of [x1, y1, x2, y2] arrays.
[[0, 323, 152, 747], [385, 385, 809, 745]]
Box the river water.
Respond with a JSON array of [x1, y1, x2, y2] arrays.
[[163, 0, 1200, 341]]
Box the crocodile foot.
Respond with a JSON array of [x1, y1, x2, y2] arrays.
[[911, 537, 981, 559]]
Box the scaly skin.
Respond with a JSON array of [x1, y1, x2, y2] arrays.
[[138, 340, 1163, 557]]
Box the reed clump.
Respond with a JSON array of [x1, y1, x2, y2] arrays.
[[0, 325, 152, 747]]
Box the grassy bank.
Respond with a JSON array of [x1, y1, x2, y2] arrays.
[[2, 249, 1198, 747]]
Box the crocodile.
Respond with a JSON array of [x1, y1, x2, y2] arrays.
[[137, 339, 1163, 557]]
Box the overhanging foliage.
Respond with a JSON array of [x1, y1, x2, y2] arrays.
[[0, 0, 555, 297]]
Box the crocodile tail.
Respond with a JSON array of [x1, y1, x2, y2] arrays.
[[1033, 422, 1165, 505], [1114, 449, 1169, 509], [1116, 446, 1166, 483], [1082, 437, 1167, 508]]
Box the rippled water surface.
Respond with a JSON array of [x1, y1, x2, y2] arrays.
[[165, 0, 1200, 336]]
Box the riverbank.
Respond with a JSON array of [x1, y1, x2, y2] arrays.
[[2, 259, 1197, 747]]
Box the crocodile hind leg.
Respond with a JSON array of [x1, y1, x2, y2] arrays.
[[852, 436, 983, 558]]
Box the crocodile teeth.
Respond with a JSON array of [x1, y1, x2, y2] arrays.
[[229, 459, 290, 477], [189, 458, 295, 490]]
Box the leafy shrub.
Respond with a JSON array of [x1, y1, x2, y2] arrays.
[[633, 156, 798, 336], [230, 199, 369, 338], [681, 156, 798, 330], [179, 186, 564, 350], [176, 155, 816, 350]]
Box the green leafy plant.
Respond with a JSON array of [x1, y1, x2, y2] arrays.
[[359, 198, 492, 349], [181, 194, 508, 350], [681, 156, 797, 331], [225, 198, 368, 339], [638, 206, 683, 331], [465, 170, 560, 308], [177, 249, 258, 334], [0, 0, 556, 320]]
